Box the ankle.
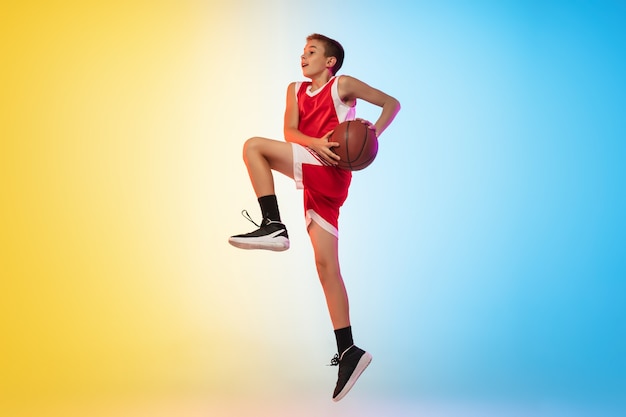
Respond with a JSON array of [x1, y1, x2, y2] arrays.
[[334, 326, 354, 355], [258, 194, 281, 222]]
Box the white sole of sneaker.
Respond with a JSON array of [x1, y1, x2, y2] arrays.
[[228, 237, 290, 252], [332, 352, 372, 402]]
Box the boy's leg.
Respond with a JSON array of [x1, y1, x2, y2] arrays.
[[307, 221, 350, 329], [229, 137, 294, 251], [308, 221, 372, 402], [243, 137, 294, 197]]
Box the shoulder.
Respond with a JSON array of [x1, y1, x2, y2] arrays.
[[337, 75, 384, 102], [286, 82, 300, 101], [336, 75, 365, 95], [336, 75, 363, 104], [288, 80, 310, 93], [336, 75, 359, 87]]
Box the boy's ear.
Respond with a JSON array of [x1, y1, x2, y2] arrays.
[[326, 56, 337, 68]]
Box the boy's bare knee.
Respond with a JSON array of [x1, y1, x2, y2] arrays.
[[314, 257, 327, 274], [243, 136, 260, 151], [315, 257, 340, 284], [242, 137, 262, 159]]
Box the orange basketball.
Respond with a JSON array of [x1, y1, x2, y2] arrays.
[[330, 120, 378, 171]]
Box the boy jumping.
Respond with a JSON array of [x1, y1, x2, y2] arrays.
[[228, 33, 400, 402]]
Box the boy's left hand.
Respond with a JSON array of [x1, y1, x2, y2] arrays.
[[356, 118, 377, 136]]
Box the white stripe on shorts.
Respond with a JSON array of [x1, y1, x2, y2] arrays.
[[292, 143, 327, 189], [291, 143, 339, 238]]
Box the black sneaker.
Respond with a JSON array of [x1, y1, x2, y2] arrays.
[[228, 211, 289, 251], [329, 345, 372, 402]]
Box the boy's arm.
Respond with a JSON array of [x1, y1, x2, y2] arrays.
[[338, 76, 401, 137], [283, 82, 340, 165]]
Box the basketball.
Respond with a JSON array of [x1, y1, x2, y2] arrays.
[[330, 120, 379, 171]]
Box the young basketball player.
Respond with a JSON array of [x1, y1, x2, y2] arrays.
[[229, 33, 400, 401]]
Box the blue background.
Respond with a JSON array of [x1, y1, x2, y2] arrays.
[[302, 0, 626, 413]]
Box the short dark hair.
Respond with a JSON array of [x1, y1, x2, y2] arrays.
[[306, 33, 344, 75]]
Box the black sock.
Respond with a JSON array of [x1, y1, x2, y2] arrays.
[[334, 326, 354, 355], [258, 194, 281, 222]]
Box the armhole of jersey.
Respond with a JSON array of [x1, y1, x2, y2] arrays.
[[295, 81, 302, 102], [332, 75, 356, 122], [331, 76, 341, 102]]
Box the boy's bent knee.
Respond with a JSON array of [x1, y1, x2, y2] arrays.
[[243, 136, 261, 151], [242, 137, 264, 159]]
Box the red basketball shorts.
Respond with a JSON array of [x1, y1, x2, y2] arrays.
[[292, 143, 352, 238]]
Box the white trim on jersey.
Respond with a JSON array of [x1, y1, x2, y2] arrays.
[[294, 75, 356, 124], [331, 76, 356, 123]]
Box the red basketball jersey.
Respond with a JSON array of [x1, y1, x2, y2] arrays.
[[296, 76, 355, 137], [294, 76, 356, 233]]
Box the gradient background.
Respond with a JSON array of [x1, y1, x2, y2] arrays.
[[1, 1, 624, 416]]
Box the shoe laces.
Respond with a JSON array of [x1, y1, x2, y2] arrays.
[[327, 345, 355, 366], [241, 209, 260, 227], [328, 354, 340, 367], [241, 209, 283, 228]]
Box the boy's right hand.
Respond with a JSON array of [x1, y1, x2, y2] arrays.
[[309, 131, 340, 166]]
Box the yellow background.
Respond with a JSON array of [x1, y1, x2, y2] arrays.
[[2, 2, 322, 415]]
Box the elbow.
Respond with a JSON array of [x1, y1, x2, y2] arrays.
[[392, 97, 401, 114], [283, 127, 293, 143], [383, 96, 401, 116], [284, 125, 300, 143]]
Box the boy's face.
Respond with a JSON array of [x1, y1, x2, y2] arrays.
[[301, 39, 334, 78]]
